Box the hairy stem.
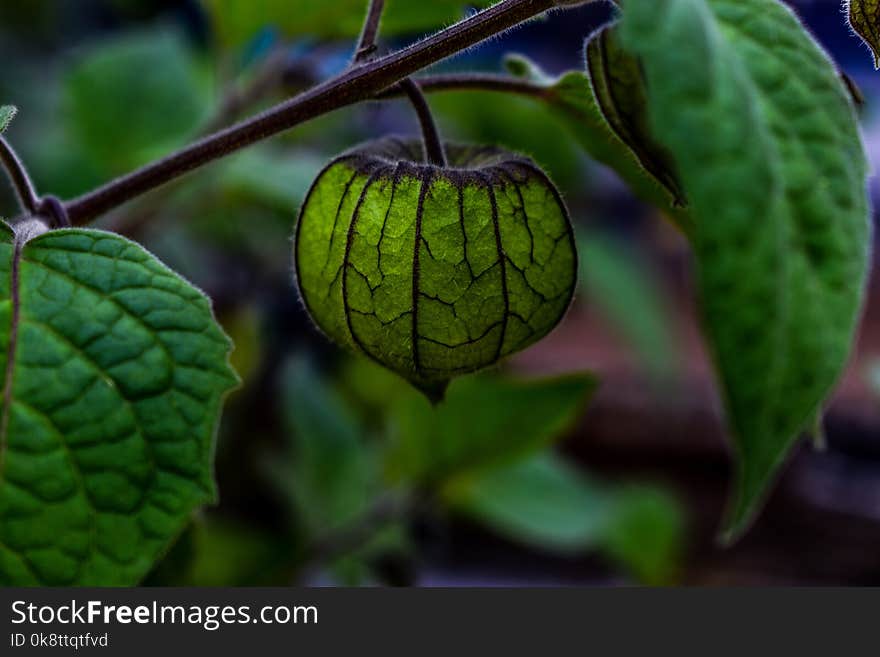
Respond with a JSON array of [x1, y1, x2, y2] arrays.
[[399, 78, 448, 166], [0, 136, 40, 216], [355, 0, 386, 63], [61, 0, 556, 226], [355, 0, 448, 166], [405, 72, 550, 99]]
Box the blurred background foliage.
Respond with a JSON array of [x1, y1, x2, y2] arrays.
[[2, 0, 880, 585]]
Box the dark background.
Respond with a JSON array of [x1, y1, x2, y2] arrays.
[[0, 0, 878, 585]]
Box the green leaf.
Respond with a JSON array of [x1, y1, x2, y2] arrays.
[[201, 0, 495, 49], [445, 454, 609, 552], [219, 148, 327, 212], [432, 78, 583, 190], [618, 0, 871, 539], [600, 485, 684, 586], [271, 356, 382, 534], [145, 516, 290, 586], [848, 0, 880, 68], [385, 372, 596, 484], [268, 357, 409, 585], [585, 26, 685, 205], [578, 233, 680, 380], [445, 454, 684, 584], [65, 30, 211, 176], [0, 106, 16, 134], [295, 138, 577, 399], [0, 225, 238, 585]]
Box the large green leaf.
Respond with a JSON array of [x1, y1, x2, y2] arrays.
[[445, 453, 684, 585], [0, 224, 237, 585], [385, 372, 596, 484], [202, 0, 495, 49], [618, 0, 871, 539]]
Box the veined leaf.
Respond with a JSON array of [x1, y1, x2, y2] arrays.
[[619, 0, 871, 539], [0, 106, 16, 134], [585, 26, 685, 205], [848, 0, 880, 68], [0, 225, 238, 585]]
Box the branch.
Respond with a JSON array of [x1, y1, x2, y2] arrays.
[[61, 0, 557, 226], [354, 0, 448, 166], [0, 136, 40, 216], [399, 78, 448, 166], [405, 72, 550, 99], [355, 0, 386, 63]]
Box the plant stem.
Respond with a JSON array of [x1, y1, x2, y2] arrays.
[[61, 0, 557, 226], [402, 72, 551, 99], [355, 0, 386, 63], [299, 492, 413, 572], [399, 78, 448, 166], [355, 0, 447, 166], [0, 136, 40, 216]]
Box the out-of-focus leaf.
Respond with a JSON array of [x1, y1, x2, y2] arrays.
[[270, 358, 411, 586], [585, 26, 684, 204], [0, 227, 238, 585], [145, 517, 290, 586], [338, 356, 412, 425], [445, 454, 609, 552], [220, 305, 262, 387], [26, 123, 105, 199], [324, 523, 411, 586], [446, 453, 684, 584], [385, 372, 596, 485], [601, 485, 683, 586], [218, 148, 325, 211], [0, 106, 16, 134], [848, 0, 880, 68], [201, 0, 495, 49], [432, 89, 583, 189], [578, 233, 679, 380], [274, 357, 383, 534], [619, 0, 871, 540], [65, 30, 211, 176]]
